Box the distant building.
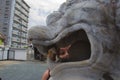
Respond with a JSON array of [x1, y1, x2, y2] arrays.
[[0, 0, 30, 48]]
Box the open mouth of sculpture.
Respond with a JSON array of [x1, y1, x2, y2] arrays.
[[48, 29, 91, 62]]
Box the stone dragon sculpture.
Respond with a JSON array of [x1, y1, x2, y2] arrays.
[[28, 0, 120, 80]]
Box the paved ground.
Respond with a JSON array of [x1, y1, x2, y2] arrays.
[[0, 61, 47, 80]]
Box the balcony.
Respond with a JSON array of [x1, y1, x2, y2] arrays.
[[12, 30, 18, 35], [16, 0, 30, 12], [12, 37, 20, 42], [22, 27, 27, 32]]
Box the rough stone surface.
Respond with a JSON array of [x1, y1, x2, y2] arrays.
[[28, 0, 120, 80]]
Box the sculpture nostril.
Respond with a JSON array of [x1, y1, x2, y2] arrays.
[[102, 72, 114, 80]]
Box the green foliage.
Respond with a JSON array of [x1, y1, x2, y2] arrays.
[[23, 46, 28, 48], [0, 39, 3, 45]]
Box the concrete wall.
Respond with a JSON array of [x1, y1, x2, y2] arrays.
[[3, 48, 8, 60], [0, 47, 27, 60], [0, 48, 3, 60], [0, 48, 8, 60], [27, 47, 34, 60], [14, 49, 27, 60]]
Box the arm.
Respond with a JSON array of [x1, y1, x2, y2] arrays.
[[41, 69, 50, 80]]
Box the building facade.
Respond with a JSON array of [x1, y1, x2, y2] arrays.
[[0, 0, 30, 48]]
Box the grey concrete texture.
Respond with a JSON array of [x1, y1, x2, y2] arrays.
[[28, 0, 120, 80], [0, 61, 47, 80]]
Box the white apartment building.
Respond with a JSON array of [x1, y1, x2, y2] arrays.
[[0, 0, 30, 48]]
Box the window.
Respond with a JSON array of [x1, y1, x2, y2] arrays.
[[5, 7, 9, 9], [4, 13, 8, 16], [2, 27, 7, 29], [2, 29, 7, 32], [4, 16, 8, 18], [5, 9, 9, 12], [6, 1, 10, 5], [0, 9, 2, 16], [3, 23, 8, 25]]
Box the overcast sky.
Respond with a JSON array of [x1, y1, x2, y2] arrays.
[[24, 0, 66, 28]]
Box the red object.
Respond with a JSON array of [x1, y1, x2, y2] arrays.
[[41, 69, 50, 80], [59, 45, 71, 59]]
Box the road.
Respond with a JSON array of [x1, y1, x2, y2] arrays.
[[0, 61, 47, 80]]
